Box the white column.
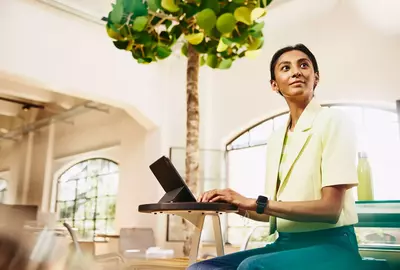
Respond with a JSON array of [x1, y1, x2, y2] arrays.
[[21, 131, 34, 204], [41, 122, 56, 212]]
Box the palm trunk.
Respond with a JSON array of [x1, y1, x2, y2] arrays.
[[182, 44, 200, 256]]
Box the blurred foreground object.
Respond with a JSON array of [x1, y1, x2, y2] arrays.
[[0, 204, 106, 270]]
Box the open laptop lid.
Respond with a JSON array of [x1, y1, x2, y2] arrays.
[[149, 156, 197, 203]]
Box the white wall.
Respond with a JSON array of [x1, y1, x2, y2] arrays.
[[209, 0, 400, 146], [0, 0, 171, 130]]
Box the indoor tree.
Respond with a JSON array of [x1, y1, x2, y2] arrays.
[[105, 0, 273, 255]]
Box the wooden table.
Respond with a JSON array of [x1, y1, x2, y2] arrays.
[[138, 202, 238, 265]]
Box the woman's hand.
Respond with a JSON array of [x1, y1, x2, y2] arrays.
[[198, 188, 256, 210]]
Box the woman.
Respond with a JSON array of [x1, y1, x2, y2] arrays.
[[189, 44, 362, 270]]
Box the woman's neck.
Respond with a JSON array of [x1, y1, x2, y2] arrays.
[[286, 96, 312, 131]]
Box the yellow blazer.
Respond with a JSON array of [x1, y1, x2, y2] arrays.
[[265, 98, 359, 233]]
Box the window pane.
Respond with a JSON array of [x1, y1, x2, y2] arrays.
[[249, 120, 272, 146], [0, 179, 7, 191], [58, 180, 77, 201], [272, 113, 289, 130], [56, 159, 119, 241], [228, 145, 267, 199], [230, 132, 250, 149], [361, 109, 400, 200]]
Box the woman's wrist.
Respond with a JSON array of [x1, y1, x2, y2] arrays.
[[238, 198, 257, 211]]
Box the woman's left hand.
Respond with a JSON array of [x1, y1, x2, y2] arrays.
[[198, 188, 256, 210]]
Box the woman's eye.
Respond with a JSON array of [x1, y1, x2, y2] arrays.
[[281, 65, 290, 71], [300, 63, 309, 68]]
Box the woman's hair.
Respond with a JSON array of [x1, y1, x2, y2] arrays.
[[269, 44, 319, 81]]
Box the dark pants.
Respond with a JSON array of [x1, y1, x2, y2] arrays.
[[188, 226, 362, 270]]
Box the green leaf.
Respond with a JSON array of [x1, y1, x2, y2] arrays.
[[219, 59, 233, 69], [200, 56, 206, 66], [132, 16, 148, 32], [135, 33, 153, 46], [193, 41, 208, 53], [221, 37, 234, 45], [250, 31, 263, 38], [200, 0, 220, 14], [106, 23, 123, 40], [206, 54, 219, 68], [165, 20, 173, 29], [234, 7, 252, 25], [120, 25, 131, 38], [181, 43, 188, 56], [216, 13, 236, 34], [249, 21, 264, 33], [138, 57, 153, 64], [110, 0, 124, 24], [170, 25, 182, 40], [113, 40, 130, 50], [131, 0, 148, 18], [156, 46, 172, 59], [225, 3, 239, 14], [185, 33, 204, 45], [183, 4, 199, 18], [217, 38, 228, 52], [124, 0, 135, 13], [251, 7, 267, 21], [232, 0, 245, 4], [161, 0, 180, 13], [148, 0, 162, 11], [247, 37, 263, 50], [196, 9, 217, 32]]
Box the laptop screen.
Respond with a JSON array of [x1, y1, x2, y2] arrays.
[[149, 156, 197, 203]]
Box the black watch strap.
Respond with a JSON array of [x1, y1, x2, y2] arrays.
[[256, 195, 268, 214]]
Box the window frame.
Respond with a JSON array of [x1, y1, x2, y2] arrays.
[[55, 157, 119, 241], [0, 179, 7, 204]]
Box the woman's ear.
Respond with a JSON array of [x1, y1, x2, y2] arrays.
[[270, 80, 279, 93], [314, 73, 320, 88]]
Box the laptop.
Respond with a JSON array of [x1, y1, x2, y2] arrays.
[[149, 156, 197, 203]]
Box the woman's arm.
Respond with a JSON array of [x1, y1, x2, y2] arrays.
[[200, 185, 348, 224], [263, 185, 348, 224], [236, 209, 269, 222]]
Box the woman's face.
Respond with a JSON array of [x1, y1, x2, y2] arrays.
[[271, 50, 319, 100]]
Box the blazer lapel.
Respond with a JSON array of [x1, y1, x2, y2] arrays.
[[276, 98, 322, 196]]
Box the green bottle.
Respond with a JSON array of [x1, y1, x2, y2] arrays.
[[357, 151, 374, 201]]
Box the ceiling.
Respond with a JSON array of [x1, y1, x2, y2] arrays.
[[0, 73, 85, 137], [35, 0, 400, 35]]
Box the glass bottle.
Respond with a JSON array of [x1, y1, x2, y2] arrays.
[[357, 151, 374, 201]]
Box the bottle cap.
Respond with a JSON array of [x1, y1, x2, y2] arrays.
[[358, 151, 368, 158]]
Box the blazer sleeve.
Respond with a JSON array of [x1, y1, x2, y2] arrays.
[[321, 110, 358, 188]]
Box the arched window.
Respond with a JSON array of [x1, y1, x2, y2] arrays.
[[0, 179, 7, 203], [56, 158, 119, 241], [225, 104, 400, 245]]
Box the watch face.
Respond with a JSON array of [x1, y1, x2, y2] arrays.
[[257, 195, 268, 203]]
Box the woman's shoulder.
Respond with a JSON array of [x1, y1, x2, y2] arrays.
[[315, 107, 354, 129]]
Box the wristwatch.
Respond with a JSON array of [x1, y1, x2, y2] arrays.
[[256, 195, 269, 214]]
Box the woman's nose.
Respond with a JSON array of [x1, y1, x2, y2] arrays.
[[291, 70, 301, 77]]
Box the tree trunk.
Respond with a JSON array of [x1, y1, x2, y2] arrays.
[[182, 44, 200, 256]]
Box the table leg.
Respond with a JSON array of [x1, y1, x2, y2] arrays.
[[175, 213, 206, 265], [212, 215, 224, 256]]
